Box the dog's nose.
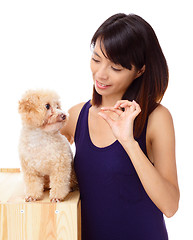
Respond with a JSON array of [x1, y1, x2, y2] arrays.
[[60, 113, 66, 120]]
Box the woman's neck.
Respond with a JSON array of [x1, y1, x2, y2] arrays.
[[100, 95, 122, 108]]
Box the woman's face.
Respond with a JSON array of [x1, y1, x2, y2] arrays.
[[90, 39, 140, 100]]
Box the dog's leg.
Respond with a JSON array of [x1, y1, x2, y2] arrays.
[[49, 169, 70, 203], [23, 173, 44, 202], [70, 161, 79, 191], [43, 175, 50, 191]]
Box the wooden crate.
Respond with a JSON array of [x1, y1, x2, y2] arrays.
[[0, 169, 81, 240]]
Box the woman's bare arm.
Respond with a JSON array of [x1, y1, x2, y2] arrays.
[[60, 102, 85, 144]]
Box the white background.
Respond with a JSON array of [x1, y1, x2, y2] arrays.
[[0, 0, 192, 239]]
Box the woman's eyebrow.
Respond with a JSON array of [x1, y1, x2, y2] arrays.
[[93, 51, 101, 58]]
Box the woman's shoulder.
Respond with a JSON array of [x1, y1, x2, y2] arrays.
[[60, 102, 86, 143], [147, 104, 174, 141], [68, 102, 86, 117], [149, 104, 173, 123]]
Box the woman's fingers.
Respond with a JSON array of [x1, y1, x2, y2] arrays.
[[100, 100, 141, 116], [114, 100, 133, 109], [98, 100, 141, 141], [99, 100, 141, 123], [100, 107, 123, 116], [131, 101, 141, 117], [114, 100, 141, 114], [114, 100, 140, 110]]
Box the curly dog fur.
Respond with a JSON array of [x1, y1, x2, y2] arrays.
[[18, 89, 74, 203]]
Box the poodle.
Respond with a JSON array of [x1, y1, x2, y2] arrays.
[[18, 89, 77, 203]]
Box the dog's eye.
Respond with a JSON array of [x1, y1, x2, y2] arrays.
[[45, 103, 50, 110]]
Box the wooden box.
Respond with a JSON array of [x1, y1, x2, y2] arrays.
[[0, 169, 81, 240]]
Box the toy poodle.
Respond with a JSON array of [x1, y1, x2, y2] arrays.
[[18, 89, 77, 203]]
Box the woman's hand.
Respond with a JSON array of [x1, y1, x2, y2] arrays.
[[98, 100, 141, 143]]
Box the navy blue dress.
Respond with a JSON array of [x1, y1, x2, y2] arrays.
[[74, 101, 168, 240]]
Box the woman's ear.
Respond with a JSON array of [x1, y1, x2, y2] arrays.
[[137, 65, 146, 78]]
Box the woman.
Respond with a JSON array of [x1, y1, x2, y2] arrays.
[[61, 13, 180, 240]]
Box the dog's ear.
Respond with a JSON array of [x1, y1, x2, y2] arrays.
[[18, 95, 40, 114], [19, 99, 32, 113]]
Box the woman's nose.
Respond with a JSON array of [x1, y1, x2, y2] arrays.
[[96, 66, 108, 80]]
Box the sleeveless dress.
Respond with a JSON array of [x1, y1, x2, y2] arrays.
[[74, 101, 168, 240]]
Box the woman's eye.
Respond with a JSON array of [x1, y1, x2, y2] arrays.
[[45, 103, 50, 110], [111, 66, 122, 72], [92, 58, 100, 63]]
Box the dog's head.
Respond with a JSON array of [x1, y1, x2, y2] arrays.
[[18, 89, 67, 132]]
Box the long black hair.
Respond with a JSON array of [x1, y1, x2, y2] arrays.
[[91, 13, 168, 137]]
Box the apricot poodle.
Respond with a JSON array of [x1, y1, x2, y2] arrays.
[[18, 89, 76, 203]]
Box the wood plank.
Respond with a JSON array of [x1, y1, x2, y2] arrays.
[[0, 170, 81, 240]]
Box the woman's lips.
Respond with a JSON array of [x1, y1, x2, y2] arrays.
[[95, 80, 111, 89]]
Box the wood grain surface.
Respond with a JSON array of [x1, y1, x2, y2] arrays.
[[0, 169, 81, 240]]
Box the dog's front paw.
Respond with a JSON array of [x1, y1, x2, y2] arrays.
[[25, 196, 37, 202], [50, 198, 61, 203]]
